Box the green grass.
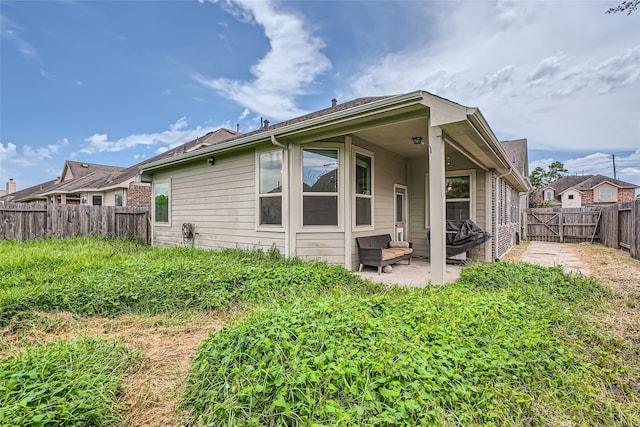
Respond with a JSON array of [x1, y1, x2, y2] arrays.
[[2, 238, 638, 426], [0, 337, 138, 426], [185, 262, 639, 426], [0, 237, 381, 326]]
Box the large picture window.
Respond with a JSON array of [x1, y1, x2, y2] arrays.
[[354, 152, 372, 227], [303, 148, 338, 226], [154, 181, 170, 224], [258, 150, 283, 225]]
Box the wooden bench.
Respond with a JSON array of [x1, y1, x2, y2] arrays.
[[356, 234, 413, 274]]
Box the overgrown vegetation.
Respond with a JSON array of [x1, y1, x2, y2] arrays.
[[0, 237, 380, 326], [0, 337, 138, 426], [185, 262, 639, 426], [1, 238, 639, 426]]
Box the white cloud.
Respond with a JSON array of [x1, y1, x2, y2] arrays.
[[0, 139, 70, 185], [345, 2, 640, 154], [40, 69, 54, 80], [78, 117, 226, 154], [0, 14, 38, 60], [196, 0, 331, 120]]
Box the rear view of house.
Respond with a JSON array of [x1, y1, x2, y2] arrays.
[[140, 90, 530, 284]]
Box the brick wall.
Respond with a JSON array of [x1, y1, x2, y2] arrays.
[[619, 188, 636, 203], [582, 190, 594, 204], [127, 182, 151, 206]]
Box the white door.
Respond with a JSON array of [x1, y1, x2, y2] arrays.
[[394, 185, 407, 241]]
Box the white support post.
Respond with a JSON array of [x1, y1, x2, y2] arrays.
[[428, 125, 446, 284]]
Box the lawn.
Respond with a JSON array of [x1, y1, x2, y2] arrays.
[[1, 237, 639, 426]]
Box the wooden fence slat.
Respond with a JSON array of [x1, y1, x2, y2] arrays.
[[0, 203, 149, 243]]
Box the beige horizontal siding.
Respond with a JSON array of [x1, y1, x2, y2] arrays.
[[151, 147, 285, 253], [296, 232, 344, 264]]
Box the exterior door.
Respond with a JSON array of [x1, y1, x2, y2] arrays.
[[394, 185, 407, 241]]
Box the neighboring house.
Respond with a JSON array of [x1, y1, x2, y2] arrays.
[[140, 90, 530, 284], [0, 128, 241, 206], [0, 178, 57, 203], [542, 175, 638, 208]]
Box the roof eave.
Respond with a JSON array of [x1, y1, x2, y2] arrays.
[[465, 110, 530, 191], [140, 91, 426, 172]]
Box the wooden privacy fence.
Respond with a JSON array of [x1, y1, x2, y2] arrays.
[[523, 207, 602, 243], [0, 203, 150, 243], [599, 199, 639, 260]]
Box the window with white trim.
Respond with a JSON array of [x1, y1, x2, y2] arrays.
[[154, 180, 170, 224], [302, 148, 338, 226], [354, 151, 373, 227], [258, 150, 283, 225], [446, 175, 471, 221], [599, 188, 612, 201], [115, 192, 123, 206]]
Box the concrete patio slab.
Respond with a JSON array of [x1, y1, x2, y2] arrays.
[[354, 258, 462, 287], [518, 241, 589, 275]]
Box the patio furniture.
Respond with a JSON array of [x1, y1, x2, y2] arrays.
[[356, 234, 413, 274]]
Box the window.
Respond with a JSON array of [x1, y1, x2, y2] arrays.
[[354, 152, 372, 227], [568, 194, 574, 200], [154, 181, 170, 223], [115, 193, 123, 206], [599, 188, 612, 201], [546, 191, 552, 200], [446, 175, 471, 221], [303, 148, 338, 226], [258, 150, 282, 225], [92, 195, 102, 206]]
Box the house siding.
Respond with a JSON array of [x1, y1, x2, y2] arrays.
[[152, 148, 285, 252], [561, 189, 581, 208], [296, 232, 345, 264]]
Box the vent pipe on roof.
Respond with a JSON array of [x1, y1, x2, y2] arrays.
[[331, 98, 337, 107], [263, 119, 270, 129], [236, 123, 240, 132]]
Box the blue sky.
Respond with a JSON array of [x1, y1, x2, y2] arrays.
[[1, 0, 639, 191]]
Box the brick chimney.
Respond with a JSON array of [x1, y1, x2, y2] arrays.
[[6, 178, 16, 194]]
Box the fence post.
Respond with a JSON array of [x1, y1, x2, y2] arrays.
[[631, 200, 638, 259], [558, 210, 564, 243]]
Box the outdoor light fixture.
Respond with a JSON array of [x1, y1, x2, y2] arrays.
[[412, 136, 424, 145], [208, 157, 215, 166]]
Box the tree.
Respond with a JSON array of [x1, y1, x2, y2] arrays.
[[546, 161, 568, 184], [606, 0, 639, 15], [528, 161, 568, 207]]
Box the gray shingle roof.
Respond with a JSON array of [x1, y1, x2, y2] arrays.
[[500, 139, 528, 177], [548, 174, 638, 194], [0, 179, 58, 203]]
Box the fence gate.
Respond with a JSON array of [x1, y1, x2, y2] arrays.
[[524, 208, 601, 243]]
